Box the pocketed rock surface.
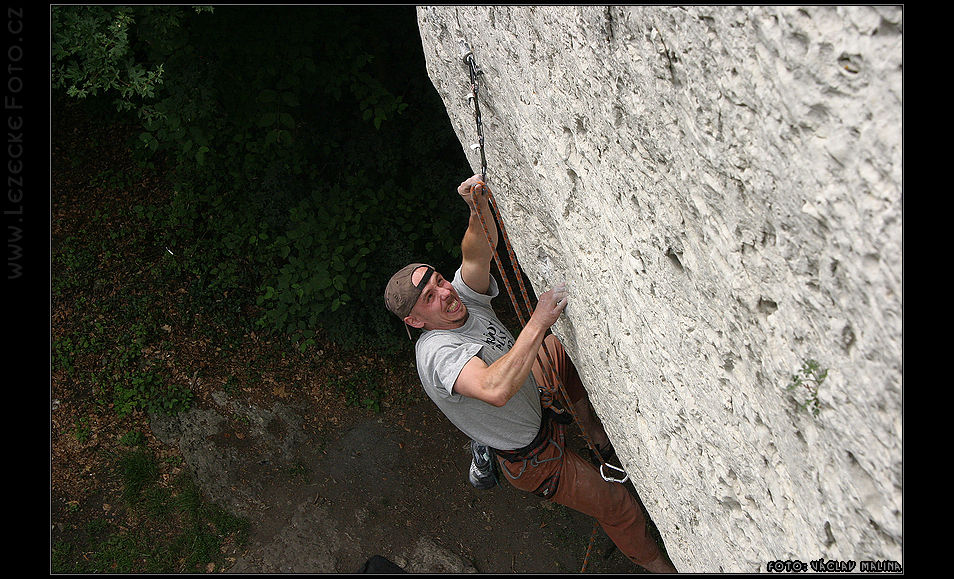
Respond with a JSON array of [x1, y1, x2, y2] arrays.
[[417, 6, 902, 572]]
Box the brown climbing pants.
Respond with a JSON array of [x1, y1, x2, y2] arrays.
[[497, 334, 662, 566]]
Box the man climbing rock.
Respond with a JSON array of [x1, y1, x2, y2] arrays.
[[384, 174, 677, 573]]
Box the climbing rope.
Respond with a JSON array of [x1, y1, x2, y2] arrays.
[[580, 523, 601, 573], [459, 39, 624, 572]]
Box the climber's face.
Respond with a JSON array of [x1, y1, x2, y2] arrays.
[[403, 267, 468, 330]]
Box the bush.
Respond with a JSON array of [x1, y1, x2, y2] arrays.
[[53, 5, 469, 350]]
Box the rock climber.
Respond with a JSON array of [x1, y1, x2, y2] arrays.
[[384, 174, 677, 573]]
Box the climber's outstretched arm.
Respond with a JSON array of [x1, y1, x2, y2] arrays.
[[458, 174, 498, 295]]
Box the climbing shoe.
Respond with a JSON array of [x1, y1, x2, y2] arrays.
[[468, 440, 497, 490]]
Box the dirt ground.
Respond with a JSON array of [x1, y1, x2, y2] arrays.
[[149, 382, 663, 574]]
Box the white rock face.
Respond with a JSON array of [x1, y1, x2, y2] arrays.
[[417, 6, 902, 573]]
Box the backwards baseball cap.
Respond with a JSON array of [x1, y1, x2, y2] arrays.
[[384, 263, 435, 320]]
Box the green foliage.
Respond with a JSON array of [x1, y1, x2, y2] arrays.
[[51, 215, 194, 418], [333, 368, 386, 413], [254, 170, 462, 348], [62, 321, 193, 418], [73, 417, 92, 443], [785, 359, 828, 417], [51, 6, 211, 118], [112, 367, 193, 418], [51, 234, 97, 295], [53, 6, 469, 350], [53, 5, 468, 350], [80, 311, 194, 417], [119, 430, 148, 447]]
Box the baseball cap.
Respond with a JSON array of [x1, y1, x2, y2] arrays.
[[384, 263, 435, 320]]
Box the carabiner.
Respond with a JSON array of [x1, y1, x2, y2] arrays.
[[600, 462, 629, 483]]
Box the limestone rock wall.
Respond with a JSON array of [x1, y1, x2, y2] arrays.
[[416, 6, 902, 572]]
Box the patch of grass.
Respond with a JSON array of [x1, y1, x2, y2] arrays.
[[119, 449, 161, 504], [333, 368, 386, 412], [73, 416, 92, 443], [52, 196, 197, 419], [51, 446, 249, 574], [119, 430, 147, 447]]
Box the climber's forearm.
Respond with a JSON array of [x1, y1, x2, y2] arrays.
[[459, 177, 497, 294]]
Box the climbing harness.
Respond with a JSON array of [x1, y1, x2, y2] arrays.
[[458, 39, 626, 572]]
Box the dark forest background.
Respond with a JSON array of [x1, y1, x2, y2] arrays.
[[50, 8, 479, 570], [52, 5, 470, 352]]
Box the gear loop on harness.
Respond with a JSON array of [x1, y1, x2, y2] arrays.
[[600, 462, 630, 484], [501, 436, 564, 482]]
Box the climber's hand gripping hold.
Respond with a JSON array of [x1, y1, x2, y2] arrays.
[[457, 174, 488, 209]]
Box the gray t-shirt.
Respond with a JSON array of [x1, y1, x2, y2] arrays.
[[414, 267, 542, 451]]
